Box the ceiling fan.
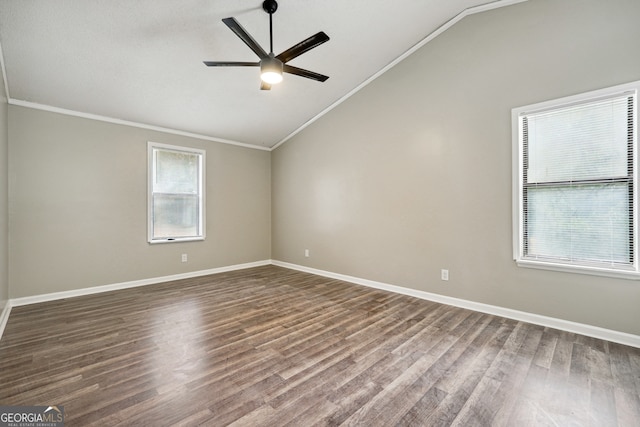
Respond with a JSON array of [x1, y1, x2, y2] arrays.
[[203, 0, 330, 90]]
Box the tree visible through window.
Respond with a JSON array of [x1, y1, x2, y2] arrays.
[[148, 142, 205, 243], [513, 82, 638, 277]]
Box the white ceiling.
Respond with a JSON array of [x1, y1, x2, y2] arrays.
[[0, 0, 521, 149]]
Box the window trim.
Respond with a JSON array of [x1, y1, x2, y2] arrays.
[[147, 141, 206, 244], [512, 81, 639, 279]]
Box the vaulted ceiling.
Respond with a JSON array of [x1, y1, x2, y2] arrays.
[[0, 0, 522, 149]]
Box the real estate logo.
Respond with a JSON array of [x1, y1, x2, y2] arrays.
[[0, 406, 64, 427]]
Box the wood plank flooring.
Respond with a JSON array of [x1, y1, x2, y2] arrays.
[[1, 265, 639, 426]]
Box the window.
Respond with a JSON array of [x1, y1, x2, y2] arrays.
[[148, 142, 205, 243], [513, 82, 638, 278]]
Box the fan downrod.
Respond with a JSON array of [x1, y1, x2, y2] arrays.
[[262, 0, 278, 14]]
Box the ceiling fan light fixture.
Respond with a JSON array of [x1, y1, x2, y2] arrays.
[[260, 54, 283, 84], [261, 70, 283, 84]]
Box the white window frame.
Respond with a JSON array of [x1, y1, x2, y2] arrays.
[[148, 141, 205, 244], [512, 81, 639, 279]]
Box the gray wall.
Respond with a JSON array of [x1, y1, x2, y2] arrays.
[[9, 106, 271, 298], [0, 69, 8, 308], [272, 0, 640, 335]]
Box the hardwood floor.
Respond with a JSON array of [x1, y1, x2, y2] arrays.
[[1, 265, 639, 426]]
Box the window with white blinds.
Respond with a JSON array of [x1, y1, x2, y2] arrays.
[[513, 82, 639, 278], [148, 142, 205, 243]]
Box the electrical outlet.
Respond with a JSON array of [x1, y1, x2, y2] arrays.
[[181, 254, 188, 263], [304, 249, 310, 258], [441, 269, 449, 281]]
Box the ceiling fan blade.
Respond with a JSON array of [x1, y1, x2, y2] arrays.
[[260, 81, 272, 91], [203, 61, 259, 67], [222, 17, 269, 59], [276, 32, 329, 64], [283, 64, 329, 82]]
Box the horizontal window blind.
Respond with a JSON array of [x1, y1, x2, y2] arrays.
[[521, 92, 635, 270], [148, 142, 205, 243], [526, 97, 630, 183]]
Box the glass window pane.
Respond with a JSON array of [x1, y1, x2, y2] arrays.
[[527, 97, 629, 183], [153, 194, 199, 238], [155, 149, 199, 193], [526, 184, 630, 264]]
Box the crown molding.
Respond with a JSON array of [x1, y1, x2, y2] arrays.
[[271, 0, 528, 150], [8, 98, 271, 151]]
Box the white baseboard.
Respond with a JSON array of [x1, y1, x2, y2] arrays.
[[5, 259, 639, 349], [0, 299, 11, 342], [10, 260, 271, 307], [272, 260, 640, 349]]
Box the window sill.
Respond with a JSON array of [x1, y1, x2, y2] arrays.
[[516, 259, 640, 280], [148, 237, 205, 244]]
